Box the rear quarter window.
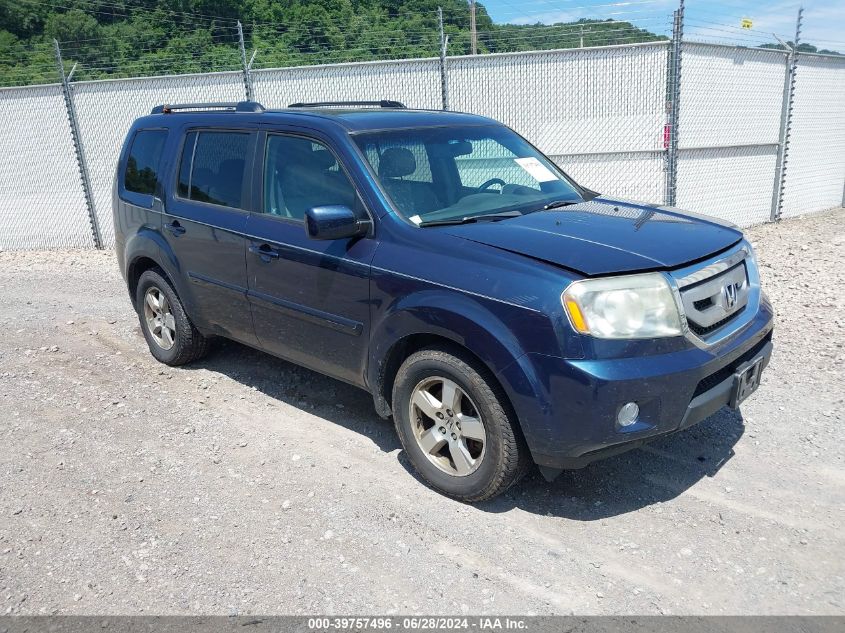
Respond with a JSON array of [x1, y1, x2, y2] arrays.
[[124, 129, 168, 196]]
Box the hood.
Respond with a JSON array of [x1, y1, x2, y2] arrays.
[[442, 196, 743, 276]]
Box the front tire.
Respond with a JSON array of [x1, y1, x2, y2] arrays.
[[136, 268, 209, 366], [392, 346, 529, 502]]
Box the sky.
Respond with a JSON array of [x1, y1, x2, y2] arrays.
[[479, 0, 845, 52]]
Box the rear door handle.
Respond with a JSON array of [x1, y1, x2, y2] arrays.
[[166, 220, 186, 236], [249, 243, 280, 261]]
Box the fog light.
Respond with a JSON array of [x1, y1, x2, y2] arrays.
[[617, 402, 639, 427]]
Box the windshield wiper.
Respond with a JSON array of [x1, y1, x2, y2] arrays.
[[542, 199, 580, 210], [418, 210, 524, 227]]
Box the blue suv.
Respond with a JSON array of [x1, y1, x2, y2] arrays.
[[114, 100, 773, 502]]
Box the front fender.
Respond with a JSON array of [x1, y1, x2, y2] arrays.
[[370, 289, 528, 381], [367, 289, 555, 458]]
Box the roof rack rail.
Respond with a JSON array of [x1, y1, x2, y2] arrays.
[[150, 101, 265, 114], [287, 100, 407, 109]]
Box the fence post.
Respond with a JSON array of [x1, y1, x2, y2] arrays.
[[770, 7, 803, 222], [237, 21, 255, 102], [438, 7, 449, 110], [54, 39, 102, 250], [664, 0, 684, 207]]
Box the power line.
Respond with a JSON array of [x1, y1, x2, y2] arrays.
[[15, 0, 243, 25]]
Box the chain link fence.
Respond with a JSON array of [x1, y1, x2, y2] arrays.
[[252, 58, 443, 111], [71, 71, 247, 247], [1, 32, 844, 250], [0, 84, 94, 250], [449, 43, 669, 203], [675, 43, 788, 226], [782, 54, 845, 219]]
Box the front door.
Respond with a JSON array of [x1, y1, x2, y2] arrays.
[[245, 131, 377, 386], [162, 127, 257, 346]]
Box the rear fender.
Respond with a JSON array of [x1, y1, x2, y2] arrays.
[[124, 228, 195, 317]]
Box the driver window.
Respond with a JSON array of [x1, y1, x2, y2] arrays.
[[364, 142, 433, 184], [359, 140, 441, 215], [455, 138, 540, 190], [263, 135, 357, 220]]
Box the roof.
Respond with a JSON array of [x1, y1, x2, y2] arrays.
[[142, 101, 499, 133], [265, 107, 499, 132]]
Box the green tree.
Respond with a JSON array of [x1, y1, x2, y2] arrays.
[[3, 0, 753, 87]]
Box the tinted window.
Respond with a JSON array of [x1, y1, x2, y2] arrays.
[[124, 129, 167, 195], [263, 135, 357, 220], [177, 131, 250, 209]]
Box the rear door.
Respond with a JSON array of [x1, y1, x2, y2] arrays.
[[244, 129, 378, 386], [162, 126, 258, 346]]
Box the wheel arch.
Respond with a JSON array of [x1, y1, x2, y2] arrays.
[[375, 332, 474, 417], [127, 256, 163, 308], [123, 228, 187, 312], [367, 299, 533, 423]]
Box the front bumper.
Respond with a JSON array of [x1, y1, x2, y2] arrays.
[[504, 298, 774, 471]]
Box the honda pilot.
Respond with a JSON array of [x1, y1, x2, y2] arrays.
[[113, 100, 773, 502]]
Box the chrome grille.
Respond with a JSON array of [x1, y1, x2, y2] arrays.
[[679, 258, 750, 339]]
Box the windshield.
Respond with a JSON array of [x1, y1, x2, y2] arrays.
[[353, 125, 583, 225]]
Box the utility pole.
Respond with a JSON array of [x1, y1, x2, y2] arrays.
[[54, 39, 102, 250], [578, 24, 591, 48], [469, 0, 478, 55]]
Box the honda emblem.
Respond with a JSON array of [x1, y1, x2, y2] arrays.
[[723, 282, 738, 309]]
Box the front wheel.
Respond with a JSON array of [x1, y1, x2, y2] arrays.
[[392, 346, 530, 502]]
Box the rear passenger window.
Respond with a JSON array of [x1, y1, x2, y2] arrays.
[[177, 131, 250, 209], [124, 130, 167, 195]]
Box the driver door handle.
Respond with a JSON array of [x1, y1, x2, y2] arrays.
[[166, 220, 186, 236], [249, 243, 280, 261]]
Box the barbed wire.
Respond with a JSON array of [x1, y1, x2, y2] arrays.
[[24, 15, 673, 68], [1, 0, 839, 88], [10, 30, 671, 78]]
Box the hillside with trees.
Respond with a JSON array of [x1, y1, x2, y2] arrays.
[[0, 0, 667, 86]]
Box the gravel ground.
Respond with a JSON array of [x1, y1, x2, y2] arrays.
[[0, 209, 843, 616]]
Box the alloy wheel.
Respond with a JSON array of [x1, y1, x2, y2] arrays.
[[143, 287, 176, 350], [408, 376, 487, 477]]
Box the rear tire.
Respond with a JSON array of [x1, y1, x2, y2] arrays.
[[392, 346, 529, 502], [136, 268, 209, 366]]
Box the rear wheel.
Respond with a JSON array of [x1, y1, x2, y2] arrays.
[[392, 346, 529, 502], [136, 269, 209, 366]]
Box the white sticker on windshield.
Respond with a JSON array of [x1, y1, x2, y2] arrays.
[[409, 215, 422, 225], [514, 157, 557, 183]]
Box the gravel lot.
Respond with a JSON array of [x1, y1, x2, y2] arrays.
[[1, 209, 843, 616]]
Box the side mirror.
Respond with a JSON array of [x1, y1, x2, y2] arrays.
[[304, 205, 369, 240]]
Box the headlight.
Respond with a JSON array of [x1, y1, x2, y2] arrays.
[[562, 273, 684, 339]]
